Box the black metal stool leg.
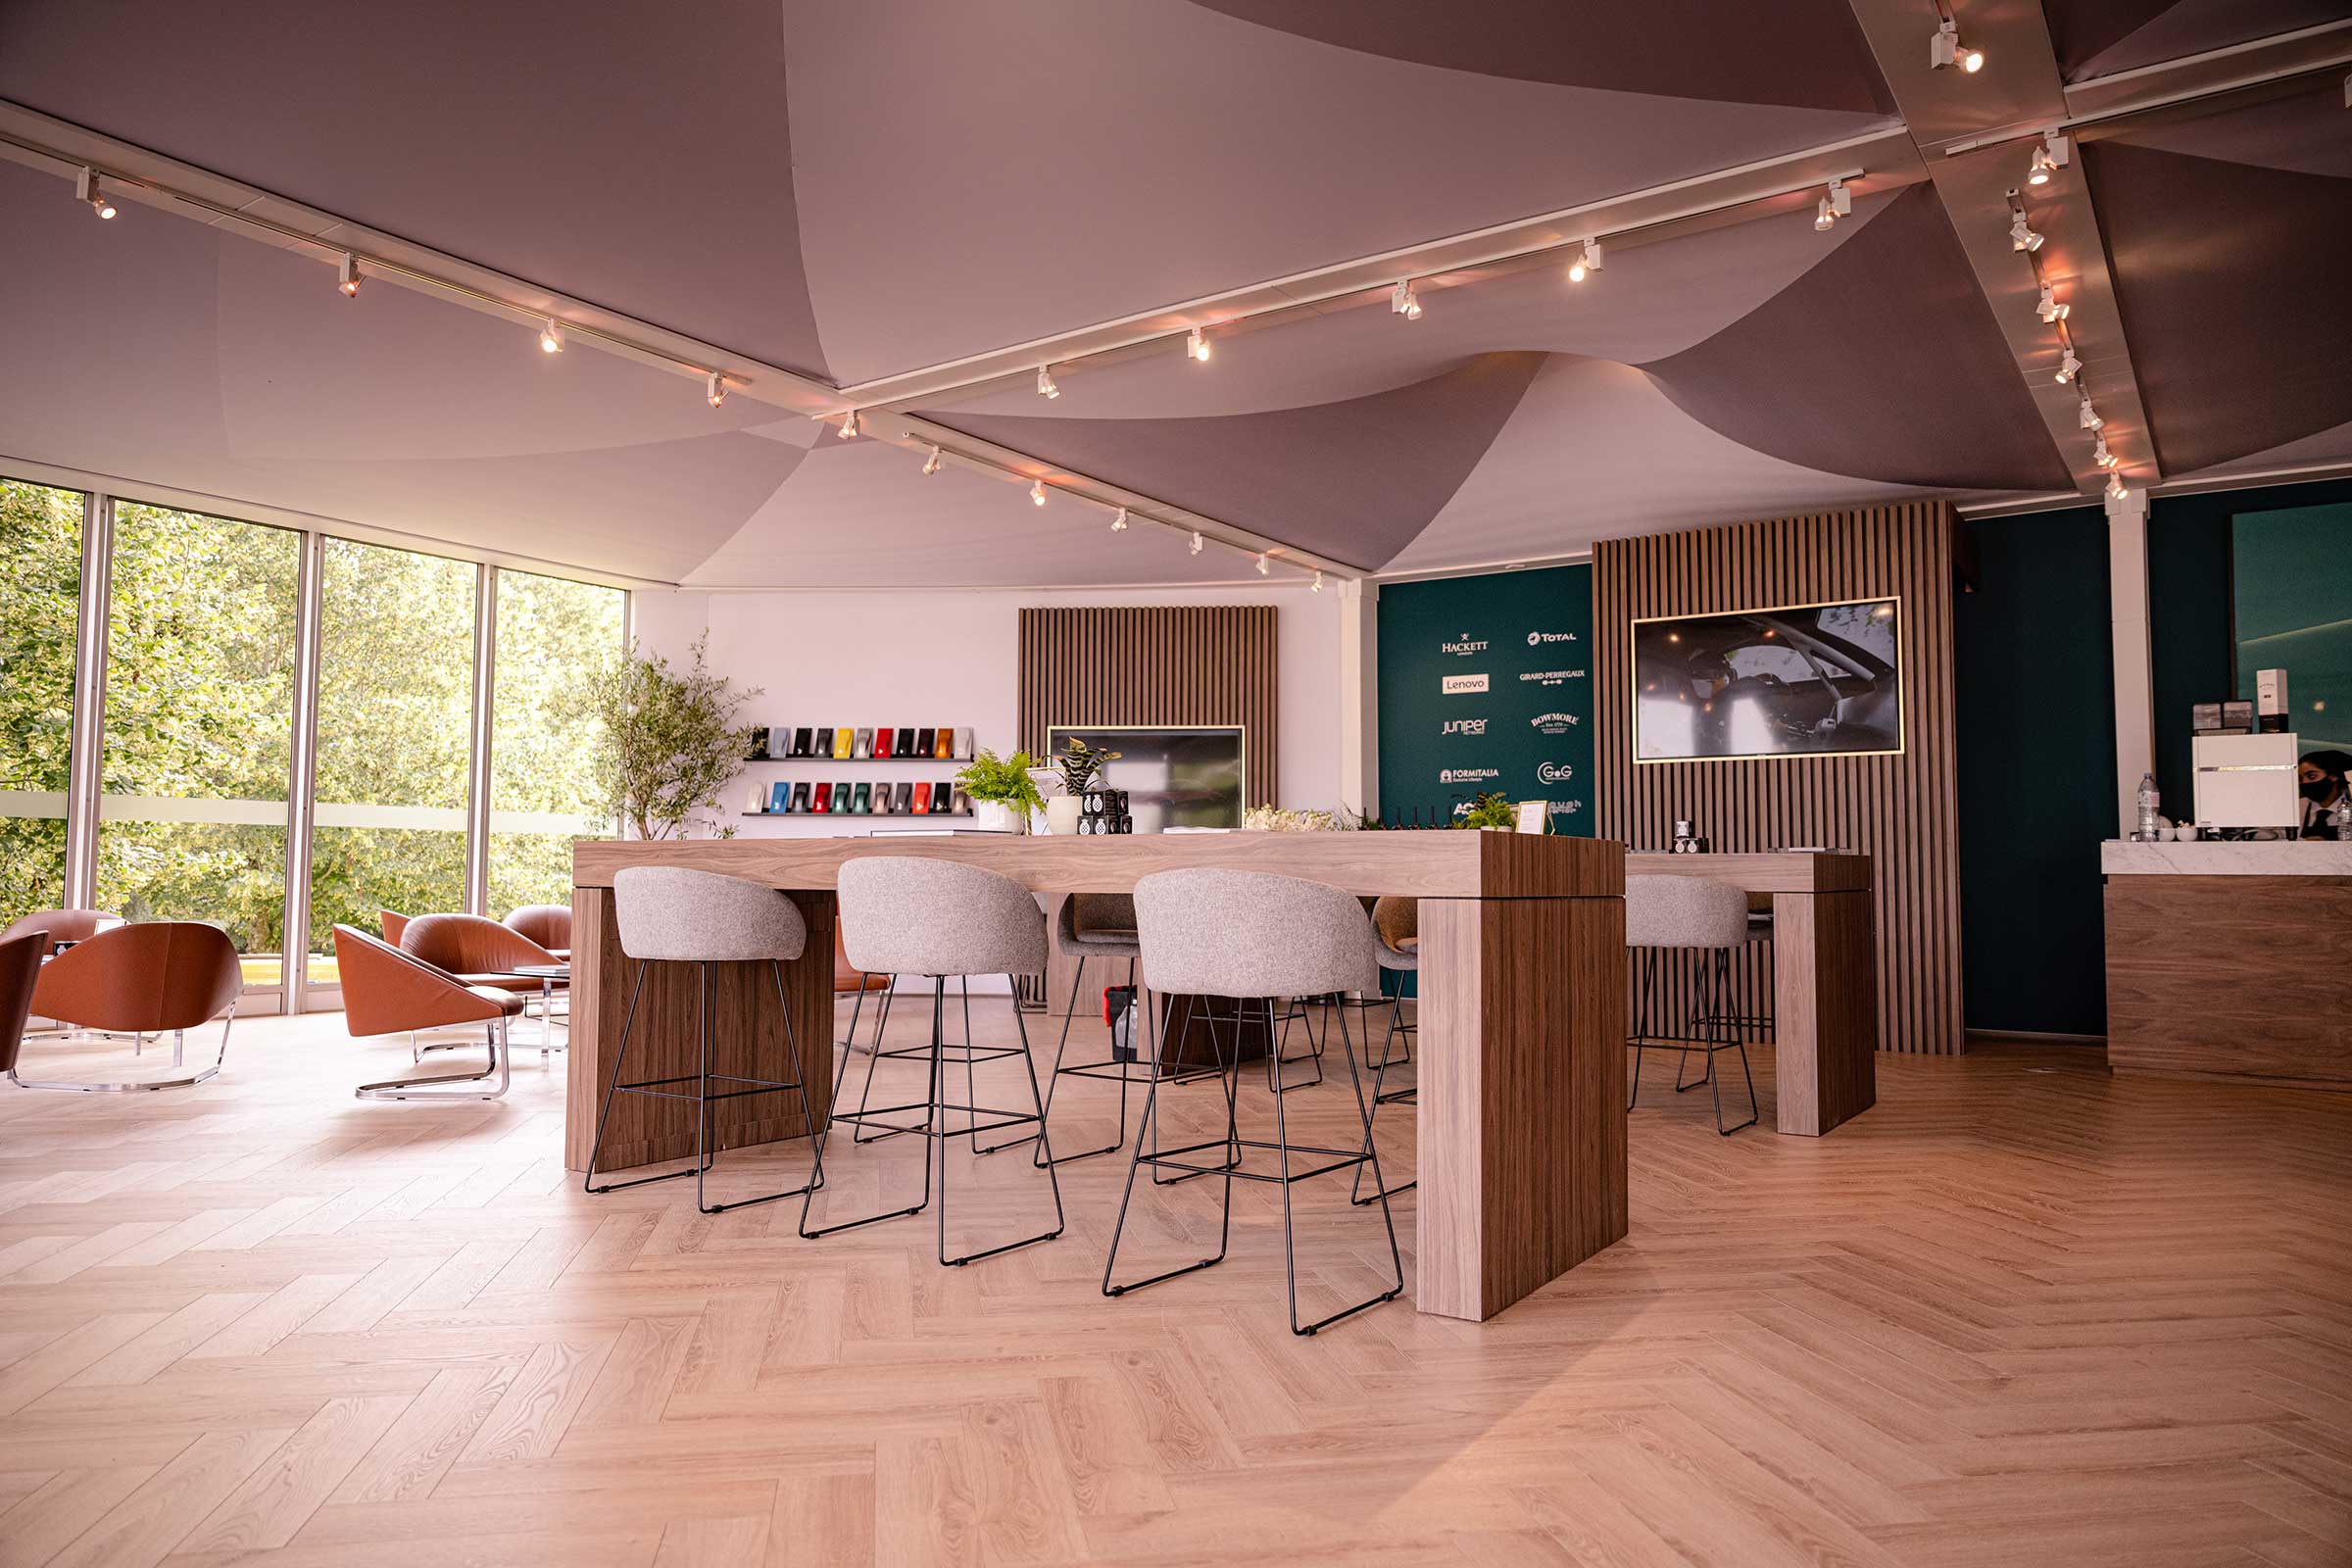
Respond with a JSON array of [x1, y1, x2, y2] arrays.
[[1103, 978, 1236, 1297], [1278, 998, 1401, 1336], [1352, 988, 1416, 1205]]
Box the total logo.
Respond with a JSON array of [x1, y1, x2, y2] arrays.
[[1517, 668, 1588, 686], [1442, 633, 1489, 657], [1538, 761, 1576, 785], [1526, 630, 1580, 646], [1440, 767, 1499, 785], [1442, 717, 1488, 737], [1441, 672, 1490, 695], [1531, 711, 1581, 735]]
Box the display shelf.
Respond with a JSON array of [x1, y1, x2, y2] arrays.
[[740, 810, 972, 819], [742, 757, 971, 764]]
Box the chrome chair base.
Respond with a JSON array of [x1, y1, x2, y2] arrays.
[[360, 1017, 512, 1102], [8, 1009, 237, 1094]]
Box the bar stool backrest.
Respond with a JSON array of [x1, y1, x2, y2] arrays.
[[1133, 869, 1379, 999], [612, 867, 808, 963], [1625, 875, 1749, 950], [837, 857, 1046, 978]]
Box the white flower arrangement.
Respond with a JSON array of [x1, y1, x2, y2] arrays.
[[1243, 805, 1350, 832]]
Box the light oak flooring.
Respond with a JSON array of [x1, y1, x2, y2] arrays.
[[0, 1001, 2347, 1568]]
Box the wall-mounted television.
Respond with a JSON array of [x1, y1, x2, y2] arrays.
[[1045, 725, 1244, 832], [1633, 598, 1901, 762]]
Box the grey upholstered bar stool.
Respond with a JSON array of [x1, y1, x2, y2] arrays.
[[1351, 895, 1418, 1205], [585, 867, 824, 1213], [810, 857, 1064, 1264], [1104, 868, 1403, 1336], [1625, 874, 1760, 1135]]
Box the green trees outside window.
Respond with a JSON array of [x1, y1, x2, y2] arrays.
[[490, 569, 625, 916], [0, 479, 82, 929]]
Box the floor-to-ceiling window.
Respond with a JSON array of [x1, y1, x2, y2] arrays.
[[488, 568, 626, 916], [0, 478, 83, 930], [95, 502, 300, 991], [305, 539, 479, 984]]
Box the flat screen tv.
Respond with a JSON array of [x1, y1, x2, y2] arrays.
[[1045, 725, 1244, 832], [1633, 598, 1901, 762]]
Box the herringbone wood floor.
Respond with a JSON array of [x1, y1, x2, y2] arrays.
[[1, 1002, 2347, 1568]]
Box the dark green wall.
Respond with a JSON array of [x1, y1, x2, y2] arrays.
[[1953, 509, 2115, 1036], [1376, 564, 1594, 832]]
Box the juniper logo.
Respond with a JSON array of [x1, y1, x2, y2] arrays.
[[1439, 767, 1498, 785], [1441, 632, 1489, 657], [1442, 717, 1488, 737], [1526, 630, 1580, 646], [1441, 673, 1489, 695], [1531, 711, 1581, 735], [1518, 668, 1587, 685], [1538, 761, 1576, 785]]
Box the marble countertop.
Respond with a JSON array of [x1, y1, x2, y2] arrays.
[[2101, 839, 2352, 875]]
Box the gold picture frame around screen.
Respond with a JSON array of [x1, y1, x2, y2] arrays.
[[1630, 595, 1904, 765]]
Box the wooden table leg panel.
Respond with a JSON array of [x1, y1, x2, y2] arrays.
[[564, 886, 836, 1174], [1417, 895, 1627, 1322], [1769, 891, 1877, 1137]]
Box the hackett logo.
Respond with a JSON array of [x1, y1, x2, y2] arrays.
[[1441, 632, 1489, 657], [1531, 711, 1581, 735], [1442, 718, 1488, 737], [1526, 630, 1580, 646], [1441, 673, 1490, 695]]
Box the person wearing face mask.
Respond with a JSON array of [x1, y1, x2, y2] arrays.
[[2296, 748, 2351, 838]]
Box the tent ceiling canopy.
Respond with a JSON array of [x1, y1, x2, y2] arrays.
[[0, 0, 2345, 586]]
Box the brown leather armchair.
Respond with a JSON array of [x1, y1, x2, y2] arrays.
[[332, 924, 521, 1101], [380, 909, 412, 945], [0, 929, 43, 1077], [400, 913, 562, 992], [0, 907, 122, 953], [502, 905, 571, 958], [10, 922, 242, 1092]]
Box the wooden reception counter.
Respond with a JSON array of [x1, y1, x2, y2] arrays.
[[569, 831, 1627, 1322], [2103, 839, 2352, 1089]]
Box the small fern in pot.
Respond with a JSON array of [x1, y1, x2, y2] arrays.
[[956, 749, 1046, 833]]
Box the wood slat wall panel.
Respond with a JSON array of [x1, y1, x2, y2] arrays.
[[1595, 504, 1963, 1055], [1017, 606, 1279, 808]]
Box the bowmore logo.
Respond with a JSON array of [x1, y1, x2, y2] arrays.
[[1538, 761, 1576, 785], [1531, 711, 1581, 735], [1440, 767, 1498, 785], [1518, 668, 1588, 686], [1442, 632, 1489, 657], [1441, 673, 1490, 695], [1526, 630, 1580, 646], [1442, 717, 1488, 737]]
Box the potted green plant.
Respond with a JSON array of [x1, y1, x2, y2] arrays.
[[580, 635, 760, 840], [1046, 737, 1121, 835], [1452, 791, 1518, 831], [956, 748, 1046, 834]]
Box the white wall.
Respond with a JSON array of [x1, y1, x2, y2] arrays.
[[632, 583, 1348, 839]]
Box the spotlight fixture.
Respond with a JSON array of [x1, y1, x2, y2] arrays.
[[336, 252, 362, 297], [706, 371, 727, 408], [2078, 394, 2102, 431], [1031, 478, 1048, 506], [1255, 552, 1270, 576], [1311, 569, 1325, 594], [1567, 238, 1603, 283], [1187, 325, 1211, 362], [1814, 178, 1850, 232], [921, 445, 942, 476], [2008, 212, 2043, 252], [2055, 348, 2082, 383], [2035, 281, 2068, 323], [1931, 16, 1983, 73], [1036, 366, 1059, 400], [1110, 507, 1129, 532], [2027, 129, 2071, 186], [539, 318, 564, 354], [2106, 471, 2127, 501], [2092, 433, 2117, 468], [1189, 530, 1203, 556], [75, 167, 117, 220], [1390, 279, 1423, 319], [838, 408, 859, 439]]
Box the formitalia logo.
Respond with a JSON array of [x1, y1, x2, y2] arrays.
[[1442, 717, 1488, 737], [1441, 673, 1490, 695], [1441, 632, 1489, 657], [1538, 761, 1576, 785], [1531, 711, 1581, 735], [1439, 767, 1498, 784], [1525, 630, 1579, 646], [1518, 668, 1588, 686]]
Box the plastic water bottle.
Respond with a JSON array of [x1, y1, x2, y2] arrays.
[[2136, 773, 2160, 841], [2333, 796, 2351, 842]]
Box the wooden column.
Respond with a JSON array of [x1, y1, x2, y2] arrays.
[[1770, 890, 1879, 1136], [1416, 894, 1628, 1321]]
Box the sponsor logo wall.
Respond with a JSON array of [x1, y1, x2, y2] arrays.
[[1375, 564, 1595, 834]]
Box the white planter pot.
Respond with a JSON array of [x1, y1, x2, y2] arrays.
[[1045, 797, 1083, 836], [972, 799, 1027, 834]]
